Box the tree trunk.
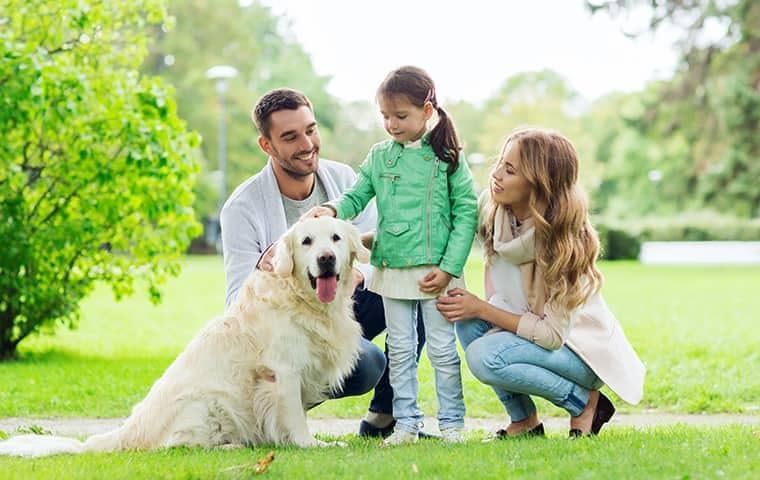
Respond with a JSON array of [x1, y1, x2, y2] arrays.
[[0, 309, 20, 361], [0, 341, 18, 361]]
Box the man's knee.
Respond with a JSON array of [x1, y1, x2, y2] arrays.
[[353, 289, 386, 340], [351, 338, 386, 395]]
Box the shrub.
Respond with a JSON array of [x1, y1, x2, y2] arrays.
[[0, 0, 201, 359]]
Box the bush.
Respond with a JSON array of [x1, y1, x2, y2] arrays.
[[0, 0, 201, 359], [594, 212, 760, 261], [595, 222, 641, 260]]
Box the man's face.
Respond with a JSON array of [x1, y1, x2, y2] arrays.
[[258, 106, 321, 179]]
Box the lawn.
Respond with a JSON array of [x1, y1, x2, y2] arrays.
[[1, 426, 758, 480], [0, 255, 758, 420]]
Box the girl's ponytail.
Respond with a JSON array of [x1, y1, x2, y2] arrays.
[[430, 103, 461, 173]]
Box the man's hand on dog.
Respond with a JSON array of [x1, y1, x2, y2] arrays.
[[257, 245, 276, 272]]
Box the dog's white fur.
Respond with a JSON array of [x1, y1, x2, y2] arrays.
[[0, 217, 369, 456]]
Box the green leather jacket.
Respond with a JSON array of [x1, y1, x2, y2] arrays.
[[333, 137, 477, 277]]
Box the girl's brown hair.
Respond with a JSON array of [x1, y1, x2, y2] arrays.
[[480, 128, 603, 315], [377, 65, 461, 172]]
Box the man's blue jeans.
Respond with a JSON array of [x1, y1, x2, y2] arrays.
[[456, 318, 602, 421]]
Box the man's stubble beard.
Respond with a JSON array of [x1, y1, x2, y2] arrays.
[[272, 146, 319, 181]]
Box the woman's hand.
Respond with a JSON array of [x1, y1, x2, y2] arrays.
[[300, 206, 336, 220], [419, 267, 452, 294], [436, 287, 485, 322]]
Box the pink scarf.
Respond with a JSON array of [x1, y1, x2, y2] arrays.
[[491, 205, 546, 316]]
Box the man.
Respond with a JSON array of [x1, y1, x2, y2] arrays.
[[220, 88, 424, 437]]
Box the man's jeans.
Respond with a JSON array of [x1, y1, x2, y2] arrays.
[[456, 318, 603, 421], [383, 297, 465, 433]]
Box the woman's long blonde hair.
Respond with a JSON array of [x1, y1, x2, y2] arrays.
[[480, 128, 603, 315]]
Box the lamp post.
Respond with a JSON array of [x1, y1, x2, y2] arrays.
[[205, 65, 238, 212], [205, 65, 238, 250]]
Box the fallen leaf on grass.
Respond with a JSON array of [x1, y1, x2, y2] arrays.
[[221, 450, 276, 475], [255, 451, 275, 474], [411, 463, 418, 474]]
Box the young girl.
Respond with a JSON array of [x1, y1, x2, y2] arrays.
[[437, 128, 645, 438], [308, 66, 478, 444]]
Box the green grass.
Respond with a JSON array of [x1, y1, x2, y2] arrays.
[[0, 426, 758, 479], [0, 255, 758, 418]]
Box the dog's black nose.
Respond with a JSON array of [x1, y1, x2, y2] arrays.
[[317, 253, 336, 271]]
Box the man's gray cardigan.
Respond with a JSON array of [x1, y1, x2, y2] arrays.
[[220, 158, 377, 306]]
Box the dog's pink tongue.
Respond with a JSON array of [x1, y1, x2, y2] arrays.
[[316, 276, 338, 303]]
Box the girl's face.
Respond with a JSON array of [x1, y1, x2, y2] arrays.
[[490, 140, 532, 213], [378, 94, 432, 144]]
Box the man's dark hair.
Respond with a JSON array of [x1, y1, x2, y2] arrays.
[[252, 88, 313, 138]]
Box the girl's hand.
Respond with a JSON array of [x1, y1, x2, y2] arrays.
[[436, 287, 484, 322], [419, 267, 452, 294], [301, 206, 336, 220]]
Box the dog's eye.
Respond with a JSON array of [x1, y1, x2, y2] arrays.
[[301, 236, 312, 246], [332, 233, 341, 242]]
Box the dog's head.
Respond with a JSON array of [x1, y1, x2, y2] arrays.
[[272, 217, 371, 304]]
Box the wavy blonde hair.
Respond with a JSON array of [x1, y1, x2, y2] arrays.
[[479, 128, 603, 315]]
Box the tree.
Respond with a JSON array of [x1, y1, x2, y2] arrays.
[[142, 0, 339, 222], [461, 70, 603, 193], [588, 0, 760, 217], [0, 0, 201, 359]]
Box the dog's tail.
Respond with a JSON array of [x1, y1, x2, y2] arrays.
[[0, 434, 85, 457]]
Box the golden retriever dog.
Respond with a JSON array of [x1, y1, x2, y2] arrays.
[[0, 217, 370, 456]]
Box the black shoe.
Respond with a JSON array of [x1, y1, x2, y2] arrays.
[[569, 392, 616, 438], [495, 423, 545, 439], [358, 419, 395, 438]]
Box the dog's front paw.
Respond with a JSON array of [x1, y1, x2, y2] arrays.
[[293, 435, 320, 448]]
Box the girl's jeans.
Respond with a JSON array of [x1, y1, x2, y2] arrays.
[[456, 318, 603, 421], [383, 297, 465, 433]]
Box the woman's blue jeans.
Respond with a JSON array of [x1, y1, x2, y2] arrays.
[[456, 318, 603, 421]]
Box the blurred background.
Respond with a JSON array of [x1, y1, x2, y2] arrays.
[[144, 0, 759, 256]]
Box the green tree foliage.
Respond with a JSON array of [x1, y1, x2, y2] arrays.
[[588, 0, 760, 217], [0, 0, 201, 358], [444, 70, 604, 194], [142, 0, 340, 220]]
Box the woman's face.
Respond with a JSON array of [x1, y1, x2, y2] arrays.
[[490, 140, 532, 212]]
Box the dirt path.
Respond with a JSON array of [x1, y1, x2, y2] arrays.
[[1, 413, 757, 438]]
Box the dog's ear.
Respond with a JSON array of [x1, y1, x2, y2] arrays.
[[272, 230, 294, 276], [344, 222, 371, 264]]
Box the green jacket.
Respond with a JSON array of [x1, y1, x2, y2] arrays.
[[333, 137, 477, 277]]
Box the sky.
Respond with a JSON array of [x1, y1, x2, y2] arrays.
[[254, 0, 681, 105]]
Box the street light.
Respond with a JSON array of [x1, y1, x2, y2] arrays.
[[205, 65, 238, 250], [206, 65, 238, 212]]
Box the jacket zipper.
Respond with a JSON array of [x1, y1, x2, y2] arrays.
[[380, 173, 400, 195], [425, 158, 440, 261]]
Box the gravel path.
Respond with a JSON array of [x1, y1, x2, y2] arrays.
[[1, 413, 757, 438]]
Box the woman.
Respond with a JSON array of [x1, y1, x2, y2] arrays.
[[437, 128, 645, 437]]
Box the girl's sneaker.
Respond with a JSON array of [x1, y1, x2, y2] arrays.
[[441, 427, 465, 444], [382, 429, 419, 446]]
